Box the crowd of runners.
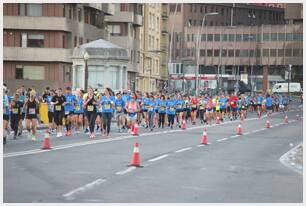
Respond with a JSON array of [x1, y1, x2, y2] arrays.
[[3, 84, 295, 144]]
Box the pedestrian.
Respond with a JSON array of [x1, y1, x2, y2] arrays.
[[83, 87, 98, 139], [52, 88, 67, 137], [25, 91, 39, 141], [101, 88, 114, 137], [10, 93, 23, 139]]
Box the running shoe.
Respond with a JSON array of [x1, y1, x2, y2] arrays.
[[56, 132, 62, 138], [31, 134, 36, 141]]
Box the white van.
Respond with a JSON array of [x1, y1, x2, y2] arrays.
[[272, 82, 302, 93]]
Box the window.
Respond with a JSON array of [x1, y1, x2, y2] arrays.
[[236, 34, 242, 41], [285, 48, 292, 57], [228, 34, 235, 41], [293, 33, 302, 41], [263, 33, 270, 41], [192, 34, 195, 42], [207, 34, 213, 41], [74, 36, 77, 47], [214, 49, 219, 57], [221, 34, 228, 41], [27, 34, 44, 48], [79, 37, 83, 45], [243, 34, 250, 41], [249, 50, 254, 57], [270, 49, 277, 57], [214, 34, 220, 41], [187, 34, 190, 42], [19, 4, 42, 16], [201, 34, 206, 41], [221, 8, 224, 15], [240, 50, 249, 57], [221, 49, 227, 57], [21, 33, 27, 48], [278, 33, 285, 41], [293, 49, 300, 56], [235, 50, 240, 57], [120, 3, 128, 11], [278, 49, 284, 57], [17, 65, 45, 80], [257, 33, 262, 42], [286, 33, 293, 41], [78, 8, 82, 22], [271, 33, 278, 41], [256, 49, 261, 57], [228, 49, 234, 57], [263, 49, 269, 57], [200, 49, 205, 56], [108, 25, 121, 36], [15, 65, 23, 79], [207, 49, 213, 57]]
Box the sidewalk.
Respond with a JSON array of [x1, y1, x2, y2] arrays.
[[280, 143, 303, 175]]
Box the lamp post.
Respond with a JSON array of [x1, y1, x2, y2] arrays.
[[287, 64, 292, 105], [195, 12, 219, 96], [83, 52, 89, 90]]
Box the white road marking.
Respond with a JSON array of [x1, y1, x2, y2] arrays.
[[244, 132, 250, 135], [230, 135, 239, 138], [148, 154, 169, 162], [216, 138, 228, 142], [115, 167, 136, 175], [175, 147, 192, 153], [63, 178, 106, 200], [5, 109, 299, 158], [197, 145, 204, 147]]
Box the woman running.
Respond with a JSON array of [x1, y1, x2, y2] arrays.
[[125, 92, 140, 134], [101, 88, 114, 137], [73, 89, 84, 134], [158, 95, 167, 128], [190, 95, 198, 125], [141, 92, 150, 128], [83, 87, 98, 139], [25, 91, 39, 141], [167, 95, 177, 129], [147, 95, 156, 131], [10, 93, 23, 139], [52, 88, 67, 137]]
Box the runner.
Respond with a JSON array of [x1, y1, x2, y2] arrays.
[[158, 95, 167, 128], [25, 91, 39, 141], [125, 92, 140, 134], [175, 94, 185, 127], [73, 89, 84, 134], [147, 95, 156, 131], [167, 95, 176, 129], [115, 92, 125, 132], [83, 87, 98, 139], [228, 93, 238, 121], [101, 88, 115, 137], [265, 94, 273, 117], [10, 93, 23, 139], [219, 94, 228, 122], [3, 87, 10, 144], [190, 95, 198, 125], [46, 90, 55, 134], [64, 87, 76, 136], [51, 88, 67, 137], [198, 95, 206, 124]]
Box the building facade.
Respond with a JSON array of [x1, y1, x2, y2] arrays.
[[137, 3, 169, 92], [3, 3, 115, 92], [168, 3, 302, 93], [104, 3, 143, 92]]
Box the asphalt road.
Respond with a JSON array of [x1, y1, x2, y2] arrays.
[[3, 106, 303, 203]]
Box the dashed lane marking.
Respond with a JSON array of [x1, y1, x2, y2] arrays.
[[115, 167, 136, 175], [216, 138, 228, 142], [148, 154, 169, 162], [175, 147, 193, 153]]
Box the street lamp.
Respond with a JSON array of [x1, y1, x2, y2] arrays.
[[83, 52, 89, 90], [287, 64, 292, 105], [195, 12, 219, 95]]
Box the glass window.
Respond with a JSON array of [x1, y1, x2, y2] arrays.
[[207, 49, 213, 57], [207, 34, 213, 41], [201, 34, 206, 41], [187, 34, 190, 42], [271, 33, 278, 41], [214, 49, 219, 57], [243, 34, 250, 41], [78, 8, 82, 22], [200, 49, 205, 56], [108, 25, 121, 36], [27, 34, 44, 48], [293, 49, 300, 56], [278, 49, 284, 57], [256, 49, 261, 57], [221, 49, 227, 57], [249, 49, 254, 57], [270, 49, 277, 57], [192, 34, 195, 42], [15, 65, 23, 79], [19, 4, 26, 16], [27, 4, 42, 16], [228, 34, 235, 41], [235, 50, 240, 57], [214, 34, 220, 41], [249, 34, 256, 41], [285, 48, 292, 57], [256, 33, 262, 42], [278, 33, 285, 41], [221, 34, 228, 41], [263, 49, 269, 57], [293, 33, 302, 41], [240, 50, 249, 57], [23, 65, 45, 80], [286, 33, 293, 41], [263, 33, 270, 41], [228, 49, 234, 57], [236, 34, 242, 41]]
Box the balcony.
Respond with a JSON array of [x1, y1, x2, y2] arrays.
[[161, 27, 168, 35], [133, 14, 143, 26], [84, 3, 102, 11], [105, 12, 134, 23], [4, 47, 72, 63], [161, 12, 168, 20], [102, 3, 115, 16]]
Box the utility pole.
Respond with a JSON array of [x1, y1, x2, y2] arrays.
[[288, 64, 292, 105]]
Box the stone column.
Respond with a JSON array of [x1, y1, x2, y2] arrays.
[[262, 65, 268, 92], [119, 65, 123, 91]]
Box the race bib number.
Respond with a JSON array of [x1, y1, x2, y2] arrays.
[[117, 106, 122, 111], [170, 107, 175, 111], [29, 108, 36, 115], [12, 108, 19, 114], [146, 105, 150, 109], [231, 101, 234, 105], [242, 106, 245, 109], [87, 105, 94, 112], [160, 106, 165, 110], [177, 104, 182, 109], [55, 105, 62, 111], [65, 111, 69, 115], [199, 106, 204, 110], [192, 105, 197, 108], [75, 105, 81, 111], [105, 104, 110, 110]]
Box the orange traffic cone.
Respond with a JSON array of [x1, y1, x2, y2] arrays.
[[130, 142, 141, 167], [42, 130, 51, 150], [266, 120, 270, 128], [216, 116, 220, 124], [284, 115, 288, 123], [181, 120, 187, 130], [236, 123, 242, 135], [201, 128, 208, 144], [133, 123, 139, 136]]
